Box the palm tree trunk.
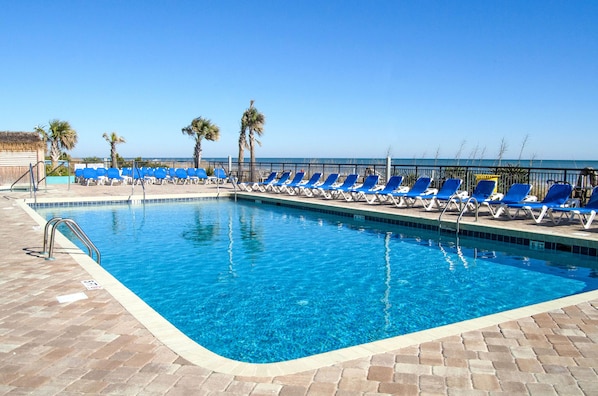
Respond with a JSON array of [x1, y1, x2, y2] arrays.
[[194, 140, 202, 168], [50, 141, 60, 169], [110, 144, 117, 168], [249, 131, 255, 182], [237, 145, 244, 183]]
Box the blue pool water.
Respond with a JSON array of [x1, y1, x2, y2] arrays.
[[36, 199, 598, 363]]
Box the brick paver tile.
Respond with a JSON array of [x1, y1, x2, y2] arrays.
[[275, 371, 316, 387], [379, 381, 418, 395], [224, 379, 258, 394], [467, 359, 494, 374], [500, 380, 528, 393], [578, 380, 598, 395], [446, 375, 471, 390], [64, 378, 109, 393], [313, 366, 342, 383], [275, 384, 305, 396], [515, 358, 544, 373], [252, 382, 283, 395], [471, 373, 500, 391], [568, 366, 598, 382], [419, 374, 446, 393], [366, 366, 393, 382], [337, 376, 378, 393], [393, 372, 418, 385], [526, 382, 557, 395], [370, 353, 396, 367], [307, 381, 336, 395]]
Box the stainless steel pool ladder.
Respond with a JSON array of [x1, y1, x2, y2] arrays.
[[438, 196, 483, 234], [43, 217, 101, 264], [437, 194, 467, 234]]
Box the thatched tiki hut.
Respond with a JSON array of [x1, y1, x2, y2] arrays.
[[0, 132, 46, 188]]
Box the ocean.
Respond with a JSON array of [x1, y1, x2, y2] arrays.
[[160, 157, 598, 170]]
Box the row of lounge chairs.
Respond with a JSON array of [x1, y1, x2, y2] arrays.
[[75, 167, 227, 186], [239, 171, 598, 230]]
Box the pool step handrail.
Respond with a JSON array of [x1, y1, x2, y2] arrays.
[[43, 217, 101, 264], [438, 194, 466, 234], [455, 196, 481, 232]]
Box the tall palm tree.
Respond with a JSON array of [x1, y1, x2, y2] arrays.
[[240, 100, 265, 182], [102, 132, 126, 168], [182, 116, 220, 168], [237, 124, 248, 182], [35, 119, 78, 169]]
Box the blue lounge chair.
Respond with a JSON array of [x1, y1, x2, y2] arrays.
[[209, 168, 228, 184], [495, 182, 573, 223], [410, 178, 463, 211], [74, 168, 84, 183], [320, 174, 359, 199], [480, 183, 533, 217], [153, 168, 168, 184], [195, 168, 209, 184], [343, 175, 380, 202], [186, 168, 199, 184], [276, 172, 305, 193], [303, 173, 340, 197], [239, 171, 277, 191], [458, 179, 499, 215], [388, 176, 433, 207], [371, 176, 405, 204], [288, 172, 322, 195], [81, 168, 101, 186], [263, 171, 291, 192], [175, 168, 190, 184], [547, 186, 598, 229], [106, 167, 124, 185]]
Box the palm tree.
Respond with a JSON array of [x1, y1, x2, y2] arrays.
[[240, 100, 265, 182], [182, 116, 220, 168], [35, 119, 78, 169], [237, 124, 248, 182], [102, 132, 126, 168]]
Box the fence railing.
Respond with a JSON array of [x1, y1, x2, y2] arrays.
[[68, 159, 596, 202], [207, 160, 596, 202]]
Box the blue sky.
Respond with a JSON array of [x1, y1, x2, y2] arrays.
[[1, 1, 596, 160]]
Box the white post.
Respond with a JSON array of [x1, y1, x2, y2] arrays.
[[386, 156, 391, 183]]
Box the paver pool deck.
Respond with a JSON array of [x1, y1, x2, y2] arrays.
[[1, 181, 598, 395]]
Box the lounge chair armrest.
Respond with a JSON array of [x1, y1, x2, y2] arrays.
[[523, 195, 538, 202], [396, 186, 410, 193], [565, 198, 580, 207], [490, 193, 504, 201], [424, 188, 438, 195]]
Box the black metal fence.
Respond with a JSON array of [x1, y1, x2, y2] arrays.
[[207, 160, 597, 203]]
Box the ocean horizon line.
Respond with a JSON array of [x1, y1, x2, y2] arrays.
[[113, 157, 598, 170]]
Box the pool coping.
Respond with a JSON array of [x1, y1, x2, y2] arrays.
[[18, 192, 598, 377]]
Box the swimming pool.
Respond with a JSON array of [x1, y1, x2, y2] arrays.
[[36, 198, 598, 363]]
